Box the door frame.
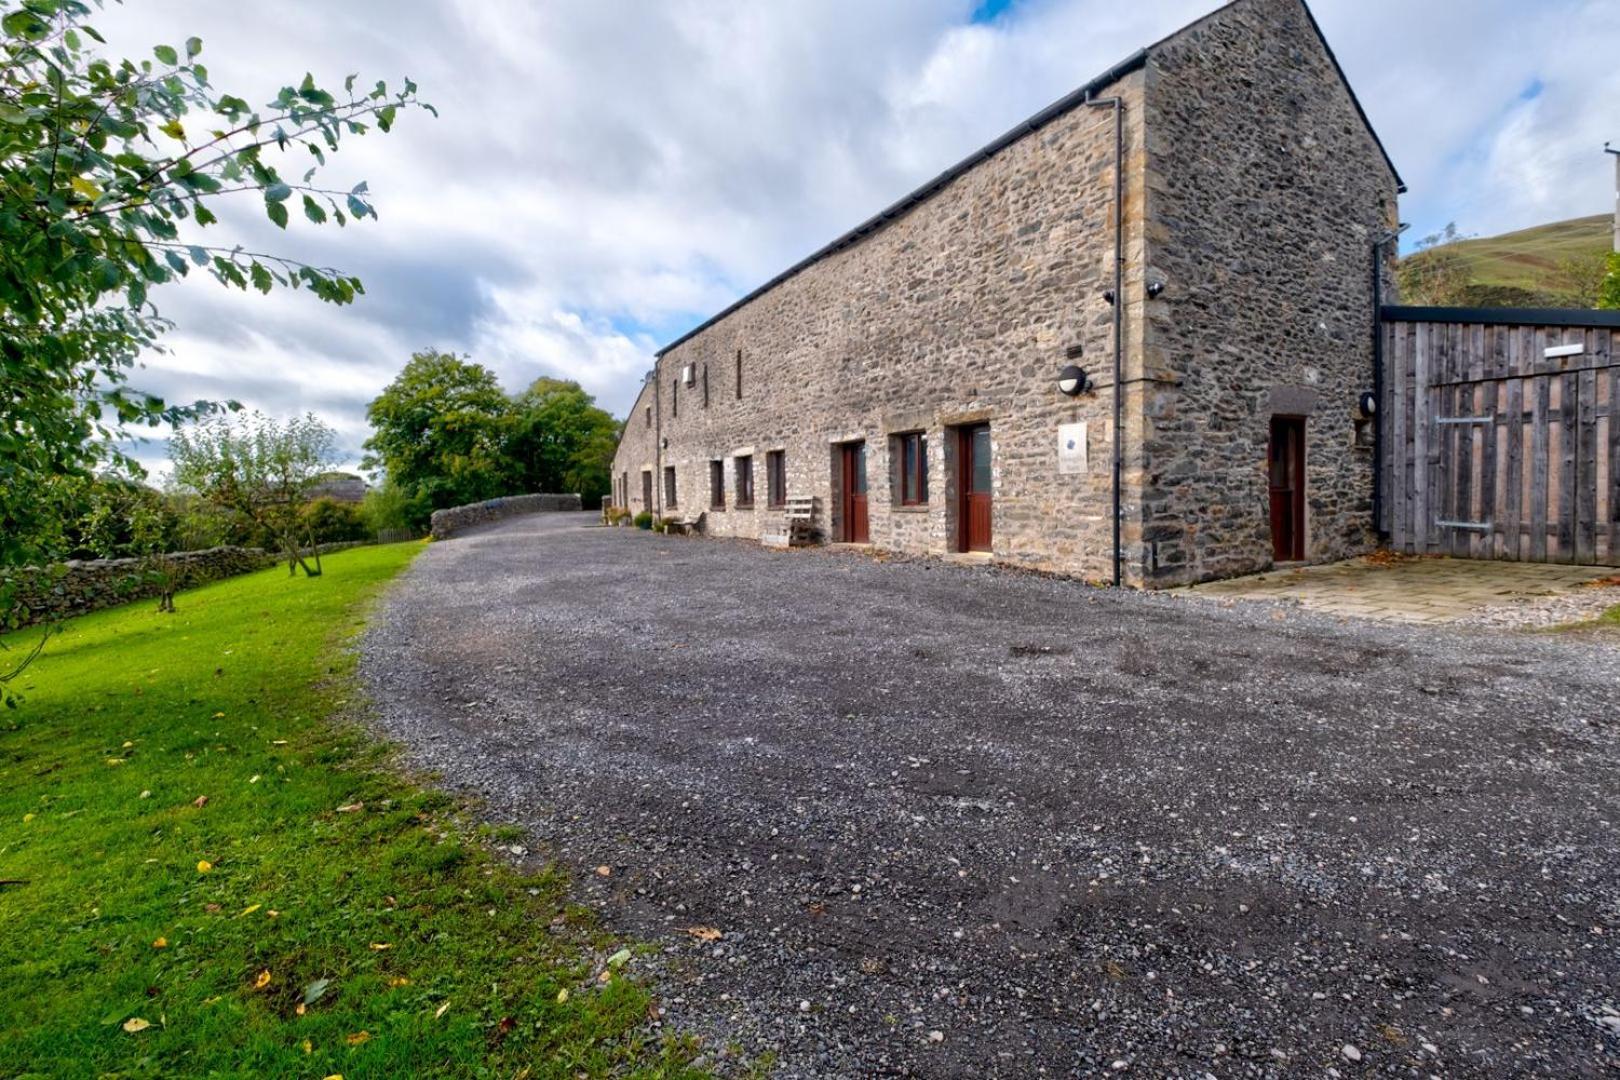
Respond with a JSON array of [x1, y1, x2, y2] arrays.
[[1268, 414, 1307, 562], [955, 423, 993, 553], [838, 441, 869, 544]]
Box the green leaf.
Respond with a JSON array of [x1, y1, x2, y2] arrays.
[[301, 195, 326, 225], [188, 246, 209, 266], [153, 44, 178, 66], [266, 201, 288, 229], [195, 205, 217, 227], [249, 262, 273, 293], [263, 182, 292, 203], [186, 36, 203, 58], [164, 251, 188, 274], [302, 978, 331, 1006]]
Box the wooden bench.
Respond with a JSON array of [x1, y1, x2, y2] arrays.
[[763, 496, 819, 548], [665, 511, 705, 536]]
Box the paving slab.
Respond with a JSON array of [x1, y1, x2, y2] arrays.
[[1188, 555, 1615, 623]]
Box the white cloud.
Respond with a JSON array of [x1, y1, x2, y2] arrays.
[[84, 0, 1620, 479]]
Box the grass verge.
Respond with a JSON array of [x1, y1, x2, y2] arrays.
[[0, 544, 707, 1078]]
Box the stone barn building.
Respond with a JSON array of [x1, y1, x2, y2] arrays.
[[611, 0, 1403, 587]]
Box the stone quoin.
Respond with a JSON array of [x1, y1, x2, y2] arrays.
[[611, 0, 1403, 587]]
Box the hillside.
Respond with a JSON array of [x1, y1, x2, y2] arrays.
[[1401, 214, 1613, 308]]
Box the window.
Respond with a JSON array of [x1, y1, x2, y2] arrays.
[[766, 450, 786, 509], [702, 364, 710, 408], [735, 455, 754, 508], [642, 469, 652, 508], [664, 465, 677, 509], [671, 380, 678, 418], [735, 349, 743, 400], [645, 404, 651, 428], [710, 460, 725, 509], [896, 431, 928, 506]]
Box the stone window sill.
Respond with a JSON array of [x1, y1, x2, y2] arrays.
[[891, 505, 930, 514], [735, 502, 755, 511]]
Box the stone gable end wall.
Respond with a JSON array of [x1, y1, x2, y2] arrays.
[[619, 69, 1150, 579], [1136, 0, 1400, 585]]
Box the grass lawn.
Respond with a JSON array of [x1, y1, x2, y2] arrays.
[[0, 544, 710, 1079]]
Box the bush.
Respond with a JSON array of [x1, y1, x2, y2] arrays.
[[633, 511, 653, 530], [301, 498, 369, 544], [361, 480, 418, 535]]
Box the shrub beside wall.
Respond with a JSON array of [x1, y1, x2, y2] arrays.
[[428, 493, 583, 540], [8, 546, 276, 628]]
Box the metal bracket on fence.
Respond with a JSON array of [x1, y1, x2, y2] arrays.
[[1434, 519, 1493, 531], [1435, 416, 1491, 425]]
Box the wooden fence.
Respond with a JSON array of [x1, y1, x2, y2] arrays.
[[1380, 306, 1620, 566]]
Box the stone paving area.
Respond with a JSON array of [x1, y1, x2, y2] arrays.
[[1186, 555, 1618, 624]]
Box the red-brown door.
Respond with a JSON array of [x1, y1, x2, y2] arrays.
[[841, 442, 869, 543], [958, 424, 992, 553], [1268, 415, 1306, 562]]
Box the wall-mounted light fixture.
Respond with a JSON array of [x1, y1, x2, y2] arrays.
[[1058, 364, 1090, 396], [1356, 391, 1377, 420], [1102, 289, 1116, 306], [1146, 280, 1165, 299]]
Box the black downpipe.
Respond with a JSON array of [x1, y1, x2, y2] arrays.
[[1370, 241, 1384, 540], [1088, 95, 1126, 588]]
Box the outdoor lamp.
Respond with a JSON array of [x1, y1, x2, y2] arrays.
[[1357, 391, 1377, 419], [1058, 364, 1089, 396]]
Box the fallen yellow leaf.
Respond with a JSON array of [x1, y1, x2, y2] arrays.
[[296, 1003, 306, 1016], [684, 926, 723, 942], [21, 813, 33, 823], [249, 775, 261, 784], [323, 1075, 342, 1080], [267, 909, 280, 918], [346, 1031, 370, 1046], [152, 937, 168, 949], [192, 795, 209, 808], [121, 741, 134, 749], [335, 802, 363, 814], [212, 712, 225, 718], [122, 1017, 151, 1033], [387, 976, 411, 988], [434, 1001, 451, 1019], [301, 1038, 312, 1054], [595, 865, 612, 877], [139, 790, 151, 799], [196, 860, 213, 874], [238, 903, 261, 918], [106, 758, 126, 766], [254, 970, 272, 989], [368, 942, 391, 951], [556, 988, 569, 1004]]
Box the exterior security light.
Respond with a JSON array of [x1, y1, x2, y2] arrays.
[[1058, 365, 1089, 396], [1357, 391, 1377, 419], [1147, 281, 1165, 298]]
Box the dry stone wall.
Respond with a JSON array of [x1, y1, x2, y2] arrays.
[[1135, 0, 1400, 584], [7, 546, 274, 627], [429, 493, 583, 540]]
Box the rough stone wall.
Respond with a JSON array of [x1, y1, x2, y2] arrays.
[[7, 546, 274, 627], [618, 69, 1150, 580], [429, 493, 584, 540], [613, 376, 659, 515], [1135, 0, 1400, 584]]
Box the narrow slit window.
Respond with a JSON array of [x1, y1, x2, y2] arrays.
[[664, 465, 677, 509], [766, 450, 786, 509], [710, 460, 725, 509], [702, 364, 709, 408], [735, 349, 743, 400], [897, 432, 928, 506], [735, 455, 754, 508]]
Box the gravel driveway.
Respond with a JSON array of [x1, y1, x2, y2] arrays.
[[360, 513, 1620, 1078]]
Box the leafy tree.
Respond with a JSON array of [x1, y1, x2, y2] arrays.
[[508, 378, 620, 508], [362, 350, 516, 521], [0, 0, 427, 700], [1549, 251, 1611, 308], [1395, 223, 1474, 306], [300, 496, 367, 544], [1600, 252, 1620, 310], [360, 478, 418, 536], [170, 412, 338, 577]]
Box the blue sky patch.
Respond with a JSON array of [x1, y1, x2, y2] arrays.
[[970, 0, 1015, 25]]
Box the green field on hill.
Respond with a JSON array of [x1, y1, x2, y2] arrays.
[[1403, 213, 1612, 307]]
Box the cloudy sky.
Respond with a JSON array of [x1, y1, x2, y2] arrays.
[[94, 0, 1620, 474]]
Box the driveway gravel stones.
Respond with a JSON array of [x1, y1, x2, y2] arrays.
[[360, 514, 1620, 1078]]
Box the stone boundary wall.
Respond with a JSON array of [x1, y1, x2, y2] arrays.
[[429, 493, 583, 540], [7, 546, 275, 628]]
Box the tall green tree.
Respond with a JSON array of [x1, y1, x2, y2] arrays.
[[1600, 252, 1620, 311], [0, 0, 426, 698], [362, 350, 516, 518], [508, 377, 620, 508]]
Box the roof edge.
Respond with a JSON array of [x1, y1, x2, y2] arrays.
[[654, 48, 1149, 358]]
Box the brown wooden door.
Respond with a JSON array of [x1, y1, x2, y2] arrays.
[[841, 442, 869, 543], [1268, 416, 1306, 562], [958, 424, 992, 552], [641, 470, 652, 511]]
